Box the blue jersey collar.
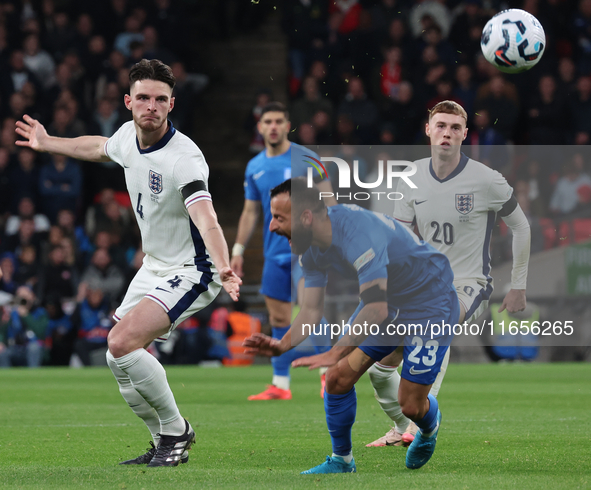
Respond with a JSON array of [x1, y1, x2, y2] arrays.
[[136, 120, 176, 154], [429, 152, 469, 183]]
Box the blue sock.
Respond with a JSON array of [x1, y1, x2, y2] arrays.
[[415, 393, 439, 436], [324, 388, 357, 456], [271, 326, 292, 377]]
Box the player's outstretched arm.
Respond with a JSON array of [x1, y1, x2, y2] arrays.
[[188, 200, 241, 301], [230, 199, 260, 278], [15, 114, 110, 162], [293, 278, 388, 370]]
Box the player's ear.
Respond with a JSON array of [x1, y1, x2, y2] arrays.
[[425, 121, 430, 137], [300, 209, 313, 226], [124, 94, 132, 110], [462, 126, 468, 141], [169, 96, 175, 112]]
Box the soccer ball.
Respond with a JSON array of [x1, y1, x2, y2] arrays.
[[480, 9, 545, 73]]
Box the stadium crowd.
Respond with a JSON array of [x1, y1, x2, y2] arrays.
[[0, 0, 590, 367]]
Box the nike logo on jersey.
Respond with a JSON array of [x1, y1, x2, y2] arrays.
[[409, 366, 431, 375], [415, 200, 428, 205], [253, 170, 265, 180], [155, 287, 172, 293]]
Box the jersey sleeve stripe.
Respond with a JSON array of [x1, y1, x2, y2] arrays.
[[395, 218, 413, 224], [184, 191, 212, 208]]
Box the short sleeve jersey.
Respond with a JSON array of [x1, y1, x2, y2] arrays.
[[300, 205, 454, 312], [394, 154, 513, 285], [104, 121, 214, 273], [244, 142, 320, 263]]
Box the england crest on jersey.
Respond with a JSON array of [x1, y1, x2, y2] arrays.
[[456, 193, 474, 214], [149, 170, 163, 194]]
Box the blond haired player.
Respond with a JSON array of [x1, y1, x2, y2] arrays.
[[366, 101, 531, 447]]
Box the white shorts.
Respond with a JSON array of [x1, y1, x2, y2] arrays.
[[114, 264, 222, 341], [454, 279, 493, 324]]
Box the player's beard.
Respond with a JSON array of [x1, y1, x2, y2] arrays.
[[136, 114, 165, 133], [291, 225, 313, 254]]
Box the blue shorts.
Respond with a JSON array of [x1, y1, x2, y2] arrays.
[[260, 256, 291, 302], [358, 286, 460, 385]]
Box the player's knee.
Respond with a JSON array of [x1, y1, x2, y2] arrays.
[[325, 366, 354, 395], [107, 329, 128, 359]]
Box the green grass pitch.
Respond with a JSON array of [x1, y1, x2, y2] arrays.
[[0, 363, 589, 489]]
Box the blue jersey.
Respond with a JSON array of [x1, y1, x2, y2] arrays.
[[244, 143, 320, 262], [301, 205, 454, 313]]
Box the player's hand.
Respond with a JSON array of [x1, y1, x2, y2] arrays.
[[230, 255, 244, 278], [15, 115, 48, 152], [498, 289, 526, 313], [219, 266, 242, 301], [292, 349, 339, 370], [243, 332, 285, 357]]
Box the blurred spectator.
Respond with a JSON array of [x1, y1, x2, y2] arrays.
[[375, 45, 404, 103], [88, 98, 125, 138], [79, 248, 124, 303], [142, 25, 176, 65], [71, 285, 112, 366], [409, 1, 451, 39], [57, 208, 93, 266], [114, 15, 144, 57], [518, 160, 550, 218], [528, 75, 570, 145], [44, 295, 75, 366], [0, 147, 12, 219], [38, 154, 82, 222], [291, 76, 333, 133], [383, 81, 422, 144], [9, 149, 40, 212], [0, 252, 18, 294], [338, 78, 379, 144], [417, 25, 457, 71], [453, 65, 477, 123], [550, 155, 591, 215], [570, 75, 591, 144], [14, 244, 39, 289], [38, 244, 77, 302], [296, 123, 317, 146], [0, 286, 48, 368], [22, 33, 56, 90], [244, 89, 272, 154], [0, 50, 39, 96], [573, 0, 591, 73], [282, 0, 328, 84], [169, 61, 209, 134], [311, 109, 333, 144], [475, 76, 520, 141], [449, 0, 486, 66], [46, 11, 77, 62], [93, 230, 127, 272], [369, 0, 403, 44], [466, 109, 509, 173], [5, 196, 50, 236], [557, 57, 577, 94], [2, 218, 44, 258]]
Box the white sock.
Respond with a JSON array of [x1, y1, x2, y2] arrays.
[[107, 350, 161, 445], [429, 349, 450, 397], [114, 348, 186, 436], [319, 367, 328, 376], [368, 363, 410, 433], [333, 451, 353, 463], [272, 375, 290, 390]]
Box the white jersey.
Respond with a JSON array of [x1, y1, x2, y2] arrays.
[[104, 121, 215, 274], [394, 154, 513, 287]]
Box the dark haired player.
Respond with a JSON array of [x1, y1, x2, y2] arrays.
[[15, 58, 241, 467], [231, 102, 335, 400], [245, 178, 458, 472]]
